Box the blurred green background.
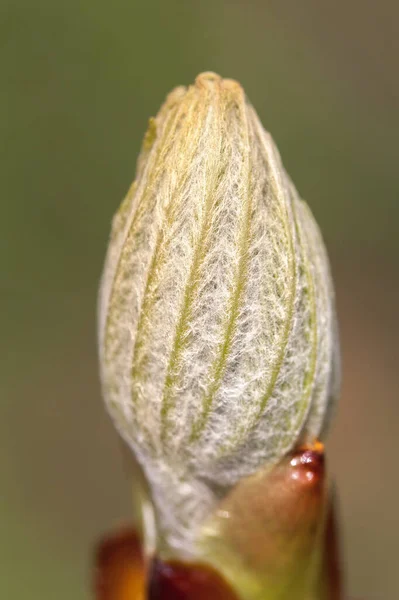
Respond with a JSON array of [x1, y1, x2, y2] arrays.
[[2, 1, 398, 598]]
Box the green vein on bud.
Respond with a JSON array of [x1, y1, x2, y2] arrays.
[[189, 82, 253, 444]]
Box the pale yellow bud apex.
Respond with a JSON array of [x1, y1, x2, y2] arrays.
[[98, 72, 340, 557]]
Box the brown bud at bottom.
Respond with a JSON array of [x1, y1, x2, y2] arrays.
[[147, 558, 238, 600], [94, 527, 146, 600]]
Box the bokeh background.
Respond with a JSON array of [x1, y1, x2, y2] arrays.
[[2, 1, 398, 598]]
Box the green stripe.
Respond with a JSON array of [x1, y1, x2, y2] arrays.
[[160, 95, 222, 442], [218, 123, 297, 455], [104, 102, 184, 366], [189, 94, 253, 443], [130, 97, 203, 403]]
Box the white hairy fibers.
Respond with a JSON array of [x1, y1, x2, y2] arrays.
[[98, 72, 340, 556]]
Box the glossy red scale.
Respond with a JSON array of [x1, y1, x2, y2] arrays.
[[147, 558, 238, 600], [93, 443, 343, 599]]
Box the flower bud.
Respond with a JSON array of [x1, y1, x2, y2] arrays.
[[98, 72, 340, 557]]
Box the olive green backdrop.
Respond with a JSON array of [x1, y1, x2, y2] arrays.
[[2, 1, 398, 598]]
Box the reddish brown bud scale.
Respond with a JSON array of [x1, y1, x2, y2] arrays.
[[198, 441, 331, 598], [147, 558, 239, 600], [94, 527, 146, 600]]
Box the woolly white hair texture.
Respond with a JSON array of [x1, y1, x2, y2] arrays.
[[98, 72, 340, 557]]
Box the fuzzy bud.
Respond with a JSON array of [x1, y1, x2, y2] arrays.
[[98, 72, 340, 557]]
